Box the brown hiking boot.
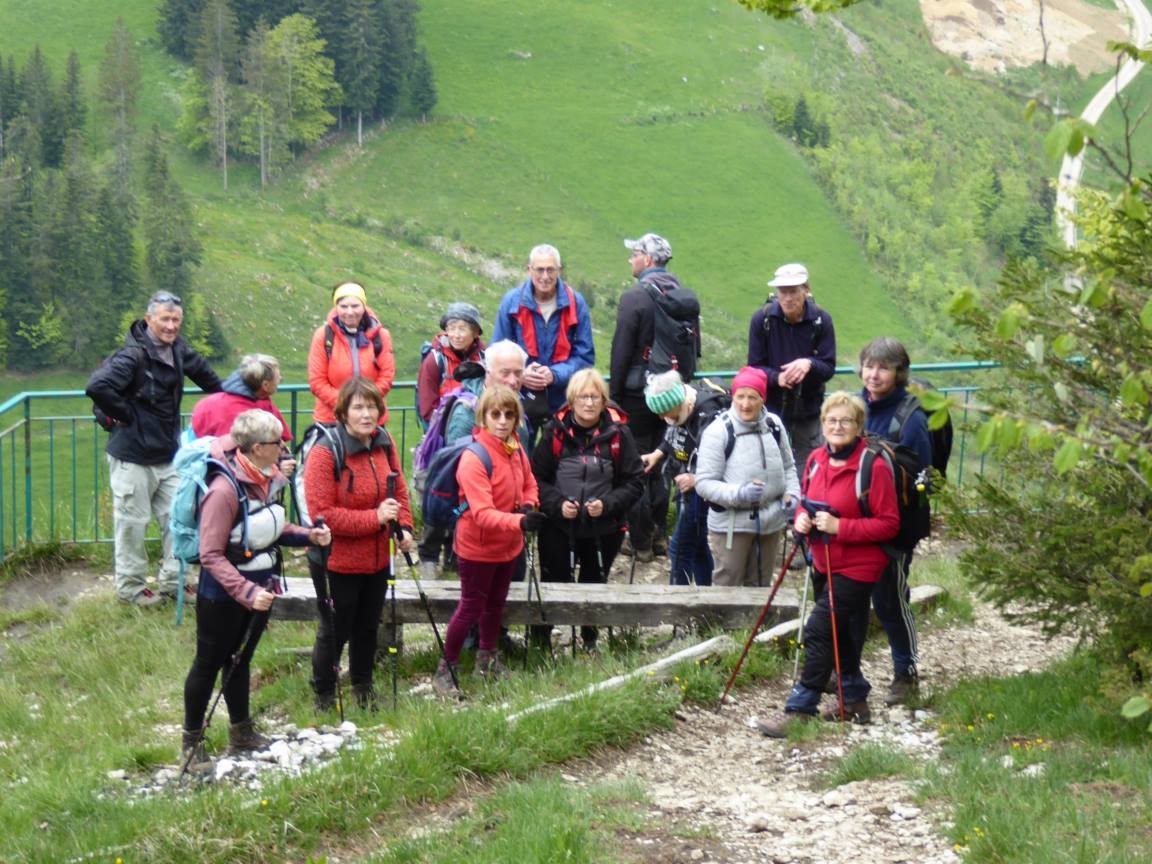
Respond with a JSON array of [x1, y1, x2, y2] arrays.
[[432, 659, 462, 697], [755, 711, 815, 738], [122, 588, 166, 609], [884, 673, 919, 706], [820, 699, 872, 724], [227, 719, 271, 754], [474, 649, 510, 682]]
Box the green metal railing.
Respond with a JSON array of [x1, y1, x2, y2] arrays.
[[0, 363, 997, 561]]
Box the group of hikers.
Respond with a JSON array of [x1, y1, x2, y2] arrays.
[[85, 231, 946, 770]]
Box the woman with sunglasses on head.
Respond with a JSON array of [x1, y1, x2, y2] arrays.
[[756, 391, 899, 737], [432, 385, 540, 695], [308, 281, 396, 426], [530, 369, 644, 653], [182, 410, 331, 771]]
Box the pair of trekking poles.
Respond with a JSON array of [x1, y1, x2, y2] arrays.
[[715, 528, 848, 722]]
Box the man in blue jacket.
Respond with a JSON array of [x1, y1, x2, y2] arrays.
[[747, 262, 837, 472], [492, 244, 595, 444], [86, 292, 222, 607]]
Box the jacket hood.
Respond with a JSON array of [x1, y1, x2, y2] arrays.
[[221, 369, 258, 399]]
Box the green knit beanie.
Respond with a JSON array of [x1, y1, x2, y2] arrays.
[[645, 374, 686, 415]]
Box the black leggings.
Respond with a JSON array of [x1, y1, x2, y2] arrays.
[[183, 596, 268, 731], [310, 559, 388, 693]]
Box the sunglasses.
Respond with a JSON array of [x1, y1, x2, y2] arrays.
[[149, 292, 182, 306], [487, 409, 518, 420]]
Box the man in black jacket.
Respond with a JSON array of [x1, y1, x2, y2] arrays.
[[86, 292, 222, 606], [610, 232, 686, 562]]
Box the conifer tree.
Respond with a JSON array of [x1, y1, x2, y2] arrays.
[[340, 0, 381, 145], [158, 0, 207, 62], [194, 0, 241, 188], [60, 51, 86, 139], [143, 126, 203, 299], [408, 45, 436, 122], [98, 19, 140, 191], [239, 16, 274, 186]]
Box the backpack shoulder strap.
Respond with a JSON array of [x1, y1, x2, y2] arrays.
[[465, 440, 493, 476], [722, 414, 736, 460], [888, 392, 922, 441], [856, 439, 890, 519], [323, 323, 335, 359], [765, 415, 781, 447]]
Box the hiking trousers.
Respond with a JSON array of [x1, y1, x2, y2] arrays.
[[707, 529, 781, 587], [848, 550, 919, 678], [309, 561, 388, 694], [669, 490, 712, 586], [107, 455, 179, 601], [184, 595, 268, 729]]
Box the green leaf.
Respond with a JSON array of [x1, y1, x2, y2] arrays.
[[948, 287, 977, 316], [1078, 279, 1108, 307], [1140, 582, 1152, 599], [996, 307, 1021, 340], [1053, 382, 1070, 403], [1025, 336, 1045, 365], [1120, 374, 1149, 407], [1054, 438, 1082, 473], [977, 419, 997, 453], [1121, 695, 1150, 718], [1024, 99, 1038, 121], [1053, 333, 1076, 355], [1140, 299, 1152, 331]]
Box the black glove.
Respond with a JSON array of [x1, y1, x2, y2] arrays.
[[521, 510, 547, 533], [518, 504, 535, 515]]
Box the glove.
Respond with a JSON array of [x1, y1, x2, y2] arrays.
[[518, 504, 535, 515], [521, 510, 547, 533], [736, 481, 764, 506]]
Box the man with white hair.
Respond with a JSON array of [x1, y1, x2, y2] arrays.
[[492, 243, 595, 443], [747, 262, 837, 472]]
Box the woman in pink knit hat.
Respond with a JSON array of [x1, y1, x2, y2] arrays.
[[693, 366, 800, 586]]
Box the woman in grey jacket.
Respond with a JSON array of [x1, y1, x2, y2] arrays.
[[695, 366, 799, 586]]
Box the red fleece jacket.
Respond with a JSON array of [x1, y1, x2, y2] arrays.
[[453, 429, 539, 564]]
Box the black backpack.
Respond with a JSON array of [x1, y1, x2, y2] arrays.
[[856, 436, 932, 556], [906, 380, 953, 479], [644, 280, 701, 383], [89, 345, 149, 431]]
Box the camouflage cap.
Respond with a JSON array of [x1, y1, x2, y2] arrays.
[[624, 233, 673, 264]]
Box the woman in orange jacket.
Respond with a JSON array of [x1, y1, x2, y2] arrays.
[[308, 281, 396, 425], [432, 385, 542, 695]]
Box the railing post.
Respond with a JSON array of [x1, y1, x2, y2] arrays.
[[23, 396, 33, 543]]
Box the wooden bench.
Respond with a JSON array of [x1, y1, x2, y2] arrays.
[[273, 575, 944, 633]]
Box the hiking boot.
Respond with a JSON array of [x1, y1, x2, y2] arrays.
[[227, 719, 271, 754], [432, 659, 461, 697], [756, 711, 815, 738], [884, 672, 919, 706], [352, 686, 378, 712], [653, 536, 668, 557], [823, 673, 839, 695], [820, 700, 872, 724], [314, 690, 337, 712], [634, 546, 655, 564], [122, 588, 165, 608], [498, 629, 525, 659], [180, 728, 212, 773], [474, 649, 511, 682]]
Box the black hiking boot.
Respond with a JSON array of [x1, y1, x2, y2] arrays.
[[180, 728, 213, 774]]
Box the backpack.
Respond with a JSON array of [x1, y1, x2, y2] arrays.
[[323, 321, 384, 364], [412, 388, 480, 493], [89, 345, 148, 431], [906, 380, 953, 479], [421, 438, 494, 531], [643, 280, 701, 383], [414, 336, 451, 432], [856, 437, 932, 556], [169, 436, 250, 624], [292, 423, 345, 527]]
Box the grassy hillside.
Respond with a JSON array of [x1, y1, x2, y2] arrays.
[[0, 0, 912, 388]]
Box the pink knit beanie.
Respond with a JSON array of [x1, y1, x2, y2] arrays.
[[730, 366, 768, 400]]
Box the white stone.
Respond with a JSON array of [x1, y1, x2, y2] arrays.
[[215, 758, 236, 780], [106, 769, 127, 781], [338, 720, 358, 735], [1021, 763, 1046, 778]]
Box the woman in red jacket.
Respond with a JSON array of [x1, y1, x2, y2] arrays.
[[757, 391, 900, 737], [308, 282, 396, 426], [432, 385, 541, 696], [303, 378, 414, 710]]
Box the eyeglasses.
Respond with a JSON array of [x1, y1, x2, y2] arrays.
[[574, 394, 603, 403], [530, 266, 559, 277], [149, 292, 182, 306], [629, 250, 647, 259], [822, 417, 857, 428], [259, 440, 282, 447]]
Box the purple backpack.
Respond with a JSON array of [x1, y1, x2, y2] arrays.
[[412, 388, 479, 492]]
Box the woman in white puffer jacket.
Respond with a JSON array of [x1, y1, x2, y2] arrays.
[[694, 366, 799, 586]]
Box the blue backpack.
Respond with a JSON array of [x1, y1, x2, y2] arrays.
[[421, 438, 493, 531], [169, 437, 250, 624]]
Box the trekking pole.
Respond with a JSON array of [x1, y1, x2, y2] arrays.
[[753, 509, 764, 588], [715, 537, 800, 711], [791, 542, 813, 686], [180, 609, 267, 782], [393, 525, 460, 691], [567, 508, 579, 657], [824, 542, 846, 722], [385, 473, 401, 710], [313, 517, 345, 724]]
